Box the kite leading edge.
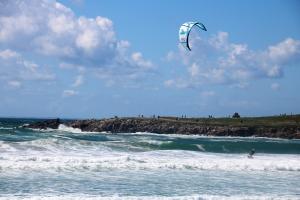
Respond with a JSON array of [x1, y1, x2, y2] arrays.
[[179, 22, 207, 51]]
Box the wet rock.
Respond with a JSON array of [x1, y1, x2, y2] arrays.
[[24, 118, 60, 130]]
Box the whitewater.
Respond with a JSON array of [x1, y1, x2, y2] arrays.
[[0, 118, 300, 200]]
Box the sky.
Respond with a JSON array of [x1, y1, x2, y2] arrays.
[[0, 0, 300, 118]]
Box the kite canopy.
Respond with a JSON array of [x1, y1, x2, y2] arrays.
[[179, 22, 207, 51]]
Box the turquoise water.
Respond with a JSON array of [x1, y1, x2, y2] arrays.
[[0, 118, 300, 200]]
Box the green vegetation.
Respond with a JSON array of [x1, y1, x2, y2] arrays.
[[157, 114, 300, 127]]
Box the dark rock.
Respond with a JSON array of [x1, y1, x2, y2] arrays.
[[23, 118, 60, 130], [23, 117, 300, 139]]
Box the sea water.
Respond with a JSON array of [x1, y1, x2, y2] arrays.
[[0, 118, 300, 200]]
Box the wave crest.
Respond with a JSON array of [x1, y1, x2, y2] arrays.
[[1, 150, 299, 172]]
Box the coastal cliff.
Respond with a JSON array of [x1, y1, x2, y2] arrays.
[[24, 116, 300, 139]]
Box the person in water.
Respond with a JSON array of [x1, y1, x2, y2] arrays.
[[248, 148, 255, 158]]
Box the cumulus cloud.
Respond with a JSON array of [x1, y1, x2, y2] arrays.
[[131, 52, 153, 69], [62, 89, 78, 97], [0, 0, 153, 86], [200, 91, 215, 97], [0, 49, 19, 59], [0, 49, 55, 87], [268, 38, 300, 63], [164, 79, 174, 88], [164, 78, 192, 89], [72, 75, 83, 87], [7, 80, 21, 88], [166, 31, 300, 88], [188, 63, 200, 77], [271, 83, 280, 91]]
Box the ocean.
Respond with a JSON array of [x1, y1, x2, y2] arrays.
[[0, 118, 300, 200]]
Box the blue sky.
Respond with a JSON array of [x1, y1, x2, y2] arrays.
[[0, 0, 299, 118]]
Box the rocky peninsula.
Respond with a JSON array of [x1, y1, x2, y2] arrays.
[[24, 115, 300, 139]]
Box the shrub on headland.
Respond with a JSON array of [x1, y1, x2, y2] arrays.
[[232, 112, 240, 118]]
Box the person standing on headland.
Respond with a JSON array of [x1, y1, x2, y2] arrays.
[[248, 148, 255, 158]]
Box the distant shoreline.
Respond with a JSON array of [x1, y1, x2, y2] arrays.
[[24, 115, 300, 139]]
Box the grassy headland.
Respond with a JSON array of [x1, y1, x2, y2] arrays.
[[157, 114, 300, 127]]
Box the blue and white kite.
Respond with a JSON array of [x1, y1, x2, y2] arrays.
[[179, 22, 207, 51]]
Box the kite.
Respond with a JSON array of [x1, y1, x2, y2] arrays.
[[179, 22, 207, 51]]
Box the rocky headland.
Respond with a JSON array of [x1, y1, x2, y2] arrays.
[[24, 116, 300, 139]]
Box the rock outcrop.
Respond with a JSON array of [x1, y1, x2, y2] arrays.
[[23, 117, 300, 139], [24, 118, 60, 130]]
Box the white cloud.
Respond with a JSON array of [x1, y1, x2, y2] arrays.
[[72, 75, 83, 87], [0, 0, 153, 85], [0, 49, 55, 85], [163, 78, 192, 89], [164, 79, 175, 87], [7, 80, 21, 88], [200, 91, 215, 97], [59, 62, 76, 69], [63, 89, 78, 97], [188, 63, 200, 77], [166, 32, 300, 88], [77, 66, 86, 73], [48, 13, 75, 34], [165, 51, 175, 61], [131, 52, 153, 69], [0, 49, 19, 59], [268, 38, 300, 63], [271, 83, 280, 91], [230, 82, 249, 89]]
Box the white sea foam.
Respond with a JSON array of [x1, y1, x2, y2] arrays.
[[58, 124, 82, 133], [57, 124, 109, 134], [120, 132, 300, 142], [0, 141, 17, 152], [140, 139, 173, 146], [1, 144, 300, 172], [1, 132, 300, 199], [27, 124, 84, 133], [0, 126, 14, 130], [0, 194, 298, 200], [195, 144, 206, 151]]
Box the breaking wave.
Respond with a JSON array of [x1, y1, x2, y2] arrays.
[[1, 139, 300, 172]]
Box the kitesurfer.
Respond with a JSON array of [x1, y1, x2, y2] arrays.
[[248, 148, 255, 158]]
